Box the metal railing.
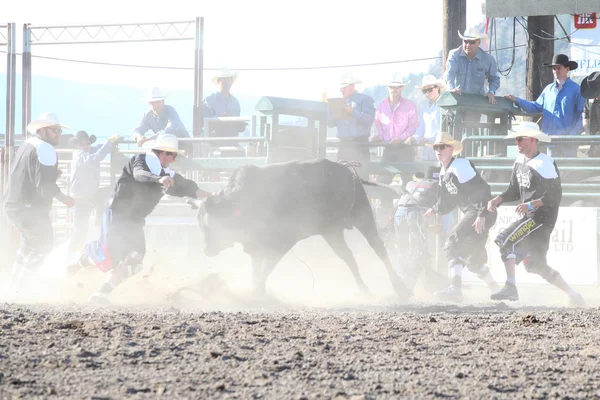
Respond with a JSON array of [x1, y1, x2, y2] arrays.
[[462, 135, 600, 202], [325, 139, 438, 174], [461, 134, 600, 157]]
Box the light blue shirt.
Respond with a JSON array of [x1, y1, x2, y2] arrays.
[[133, 105, 189, 138], [416, 101, 443, 160], [70, 142, 112, 198], [515, 78, 585, 157], [202, 92, 243, 137], [444, 47, 501, 95], [327, 92, 375, 139], [515, 78, 585, 136], [203, 92, 241, 118]]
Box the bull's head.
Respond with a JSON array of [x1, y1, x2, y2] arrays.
[[190, 190, 239, 257]]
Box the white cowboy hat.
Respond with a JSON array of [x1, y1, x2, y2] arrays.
[[426, 132, 463, 155], [386, 72, 410, 87], [145, 134, 186, 154], [339, 71, 362, 88], [212, 67, 238, 85], [146, 87, 167, 102], [27, 112, 69, 135], [458, 27, 488, 41], [416, 74, 447, 92], [506, 121, 551, 143]]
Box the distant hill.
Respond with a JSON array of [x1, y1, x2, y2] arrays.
[[0, 74, 262, 138]]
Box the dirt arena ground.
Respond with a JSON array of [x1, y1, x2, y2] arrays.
[[1, 234, 600, 399]]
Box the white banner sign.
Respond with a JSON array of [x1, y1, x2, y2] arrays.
[[570, 13, 600, 76], [462, 206, 598, 285]]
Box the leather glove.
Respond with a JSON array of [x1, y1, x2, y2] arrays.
[[108, 135, 123, 144]]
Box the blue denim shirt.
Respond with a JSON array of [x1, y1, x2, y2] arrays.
[[133, 105, 189, 138], [444, 47, 501, 95], [327, 92, 375, 139], [69, 142, 112, 198]]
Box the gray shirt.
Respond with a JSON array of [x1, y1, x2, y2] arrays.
[[69, 142, 112, 198], [444, 47, 501, 95], [133, 105, 189, 138]]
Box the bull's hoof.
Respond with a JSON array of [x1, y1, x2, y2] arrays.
[[357, 283, 370, 294], [392, 281, 411, 300], [248, 291, 280, 307]]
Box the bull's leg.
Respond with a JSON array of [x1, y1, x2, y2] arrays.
[[250, 253, 264, 293], [354, 206, 409, 298], [322, 230, 369, 293], [251, 248, 288, 296]]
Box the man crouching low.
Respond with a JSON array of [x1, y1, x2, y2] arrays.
[[67, 134, 210, 305]]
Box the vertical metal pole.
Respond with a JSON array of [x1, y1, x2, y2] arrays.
[[317, 117, 327, 159], [192, 17, 204, 139], [2, 23, 17, 270], [22, 24, 32, 137], [3, 23, 16, 198]]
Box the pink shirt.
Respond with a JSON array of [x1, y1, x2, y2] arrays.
[[375, 97, 419, 142]]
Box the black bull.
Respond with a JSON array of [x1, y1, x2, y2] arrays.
[[192, 159, 408, 298]]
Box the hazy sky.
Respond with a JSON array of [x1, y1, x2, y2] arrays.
[[3, 0, 487, 100]]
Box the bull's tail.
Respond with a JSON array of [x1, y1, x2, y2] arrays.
[[360, 179, 402, 201]]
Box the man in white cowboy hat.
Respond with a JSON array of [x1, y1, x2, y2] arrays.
[[373, 72, 419, 157], [444, 27, 500, 104], [3, 112, 75, 292], [504, 54, 586, 157], [132, 86, 189, 147], [487, 122, 584, 306], [66, 131, 122, 256], [416, 75, 447, 161], [423, 132, 500, 302], [372, 72, 419, 221], [67, 134, 211, 305], [202, 67, 247, 152], [326, 71, 375, 179]]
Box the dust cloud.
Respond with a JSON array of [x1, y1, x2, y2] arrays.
[[1, 224, 598, 310]]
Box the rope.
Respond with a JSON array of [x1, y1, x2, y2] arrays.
[[337, 160, 363, 218], [290, 249, 315, 291]]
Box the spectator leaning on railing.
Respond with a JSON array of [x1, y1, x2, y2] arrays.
[[132, 86, 189, 147], [504, 54, 586, 158], [444, 28, 500, 104]]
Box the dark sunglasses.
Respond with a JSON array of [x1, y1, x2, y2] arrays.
[[463, 40, 477, 45], [515, 136, 531, 143], [433, 144, 451, 151], [166, 151, 178, 159], [422, 87, 437, 94]]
